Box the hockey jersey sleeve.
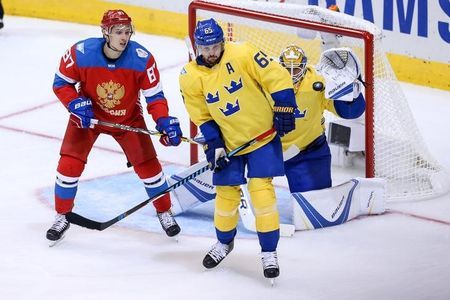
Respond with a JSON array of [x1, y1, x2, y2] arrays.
[[53, 45, 81, 107], [244, 42, 296, 107], [179, 63, 213, 127], [322, 87, 365, 119], [140, 54, 169, 122], [332, 93, 366, 119]]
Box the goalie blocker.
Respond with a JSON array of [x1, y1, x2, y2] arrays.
[[168, 162, 386, 231]]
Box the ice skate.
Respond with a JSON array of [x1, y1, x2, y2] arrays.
[[261, 251, 279, 285], [46, 214, 70, 247], [203, 240, 234, 269], [157, 209, 180, 238]]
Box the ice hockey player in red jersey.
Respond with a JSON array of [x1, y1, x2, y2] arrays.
[[47, 9, 182, 245]]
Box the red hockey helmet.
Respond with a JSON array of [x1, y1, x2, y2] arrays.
[[101, 9, 133, 33]]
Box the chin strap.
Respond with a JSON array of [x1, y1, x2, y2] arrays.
[[107, 42, 121, 52], [104, 35, 122, 53], [103, 33, 130, 56]]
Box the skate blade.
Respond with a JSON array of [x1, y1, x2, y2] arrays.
[[268, 278, 276, 287], [48, 234, 66, 247]]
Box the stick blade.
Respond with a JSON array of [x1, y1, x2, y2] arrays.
[[66, 212, 103, 230]]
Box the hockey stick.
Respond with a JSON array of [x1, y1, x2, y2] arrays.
[[239, 186, 296, 237], [66, 128, 276, 231], [91, 119, 200, 145]]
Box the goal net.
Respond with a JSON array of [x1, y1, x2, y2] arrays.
[[187, 0, 449, 202]]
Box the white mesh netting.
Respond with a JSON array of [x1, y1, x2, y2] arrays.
[[192, 0, 449, 201]]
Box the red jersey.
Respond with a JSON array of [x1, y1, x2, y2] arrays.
[[53, 37, 169, 124]]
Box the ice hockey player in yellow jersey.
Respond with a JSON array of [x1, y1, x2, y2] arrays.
[[279, 44, 366, 193], [179, 18, 297, 280]]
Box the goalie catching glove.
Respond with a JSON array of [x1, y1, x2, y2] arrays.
[[68, 96, 94, 129], [317, 47, 364, 102]]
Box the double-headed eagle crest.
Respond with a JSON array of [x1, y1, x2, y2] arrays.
[[96, 80, 125, 109]]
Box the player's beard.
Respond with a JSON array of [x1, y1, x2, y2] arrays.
[[205, 55, 219, 66], [203, 50, 223, 67]]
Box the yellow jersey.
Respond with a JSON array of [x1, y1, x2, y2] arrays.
[[281, 66, 338, 152], [179, 42, 294, 155]]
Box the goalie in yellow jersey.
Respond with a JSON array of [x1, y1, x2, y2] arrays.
[[179, 18, 297, 280], [279, 44, 366, 193]]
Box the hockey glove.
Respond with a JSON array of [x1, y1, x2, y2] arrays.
[[273, 106, 296, 137], [68, 96, 94, 129], [204, 138, 230, 172], [156, 116, 183, 146]]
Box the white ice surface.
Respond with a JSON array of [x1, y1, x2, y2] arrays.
[[0, 16, 449, 300]]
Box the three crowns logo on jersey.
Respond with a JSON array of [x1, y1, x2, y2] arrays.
[[206, 76, 243, 117]]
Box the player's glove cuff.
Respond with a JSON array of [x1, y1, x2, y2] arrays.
[[67, 96, 94, 129]]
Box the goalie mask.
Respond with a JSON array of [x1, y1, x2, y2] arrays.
[[279, 45, 308, 87]]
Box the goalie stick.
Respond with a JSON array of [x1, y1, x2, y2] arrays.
[[91, 119, 200, 145], [66, 128, 276, 231]]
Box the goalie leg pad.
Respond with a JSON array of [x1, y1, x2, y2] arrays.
[[214, 185, 241, 232], [168, 160, 216, 215], [291, 178, 386, 231]]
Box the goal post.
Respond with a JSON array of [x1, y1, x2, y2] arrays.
[[187, 0, 449, 202]]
